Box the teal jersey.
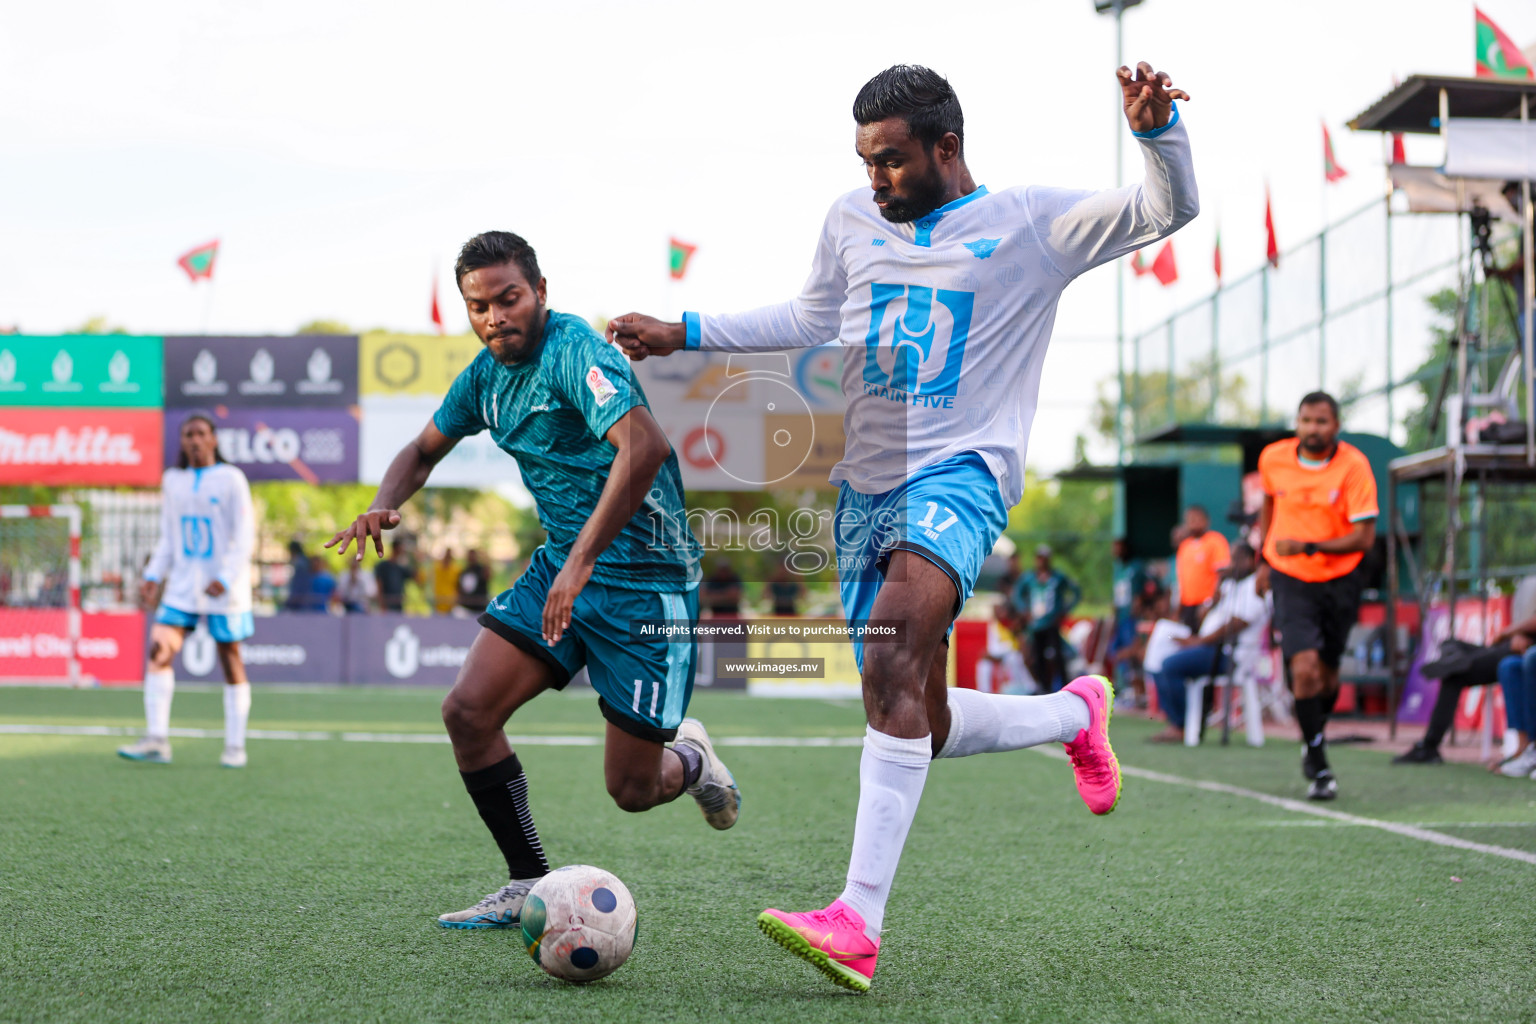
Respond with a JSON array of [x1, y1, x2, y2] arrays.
[[433, 311, 701, 592]]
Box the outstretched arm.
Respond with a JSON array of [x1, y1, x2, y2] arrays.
[[327, 421, 459, 560], [610, 205, 847, 360], [1031, 61, 1199, 280]]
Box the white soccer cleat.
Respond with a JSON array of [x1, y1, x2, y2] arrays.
[[436, 879, 538, 929], [220, 746, 247, 769], [1496, 745, 1536, 778], [117, 738, 172, 764], [674, 717, 740, 830]]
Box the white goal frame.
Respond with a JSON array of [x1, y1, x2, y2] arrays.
[[0, 504, 83, 686]]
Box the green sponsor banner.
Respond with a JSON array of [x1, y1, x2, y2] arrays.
[[0, 336, 163, 407]]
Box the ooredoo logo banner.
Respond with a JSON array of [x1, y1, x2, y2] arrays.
[[164, 336, 358, 408], [0, 408, 163, 485], [163, 407, 359, 483]]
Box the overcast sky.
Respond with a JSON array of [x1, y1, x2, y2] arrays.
[[2, 0, 1531, 470]]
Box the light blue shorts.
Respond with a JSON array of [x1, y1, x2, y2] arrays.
[[835, 451, 1009, 669], [155, 605, 256, 643]]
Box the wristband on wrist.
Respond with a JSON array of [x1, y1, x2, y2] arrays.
[[1303, 542, 1318, 556]]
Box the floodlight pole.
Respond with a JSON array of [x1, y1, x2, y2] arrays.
[[1096, 0, 1138, 463]]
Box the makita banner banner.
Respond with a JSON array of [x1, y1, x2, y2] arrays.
[[164, 336, 358, 408], [163, 406, 359, 483], [0, 336, 162, 408], [0, 408, 162, 485], [170, 613, 344, 684]]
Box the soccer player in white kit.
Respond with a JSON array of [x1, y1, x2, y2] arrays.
[[118, 413, 257, 768], [610, 63, 1197, 991]]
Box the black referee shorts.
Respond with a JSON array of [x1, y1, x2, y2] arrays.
[[1269, 567, 1363, 668]]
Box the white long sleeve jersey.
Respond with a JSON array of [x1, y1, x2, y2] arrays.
[[684, 113, 1198, 505], [143, 463, 256, 615]]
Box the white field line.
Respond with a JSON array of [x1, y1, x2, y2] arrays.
[[1032, 746, 1536, 866], [0, 723, 862, 748], [7, 723, 1531, 865]]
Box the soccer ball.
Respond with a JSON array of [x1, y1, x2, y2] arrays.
[[519, 865, 637, 983]]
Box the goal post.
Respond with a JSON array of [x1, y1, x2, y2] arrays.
[[0, 505, 84, 686]]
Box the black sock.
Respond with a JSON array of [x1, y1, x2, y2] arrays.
[[672, 742, 703, 789], [461, 754, 549, 880], [1319, 685, 1340, 721], [1295, 697, 1330, 771]]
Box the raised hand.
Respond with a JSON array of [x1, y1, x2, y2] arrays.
[[606, 313, 686, 362], [1117, 61, 1189, 135], [326, 509, 402, 561]]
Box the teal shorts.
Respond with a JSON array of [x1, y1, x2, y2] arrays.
[[155, 605, 255, 643], [478, 546, 698, 743]]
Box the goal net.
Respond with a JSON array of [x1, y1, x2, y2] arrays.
[[0, 506, 83, 685]]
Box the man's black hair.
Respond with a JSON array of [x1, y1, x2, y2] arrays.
[[1187, 504, 1208, 518], [1298, 390, 1340, 420], [853, 65, 964, 152], [455, 231, 542, 291], [175, 412, 227, 470]]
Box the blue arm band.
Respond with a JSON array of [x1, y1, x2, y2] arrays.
[[1131, 101, 1180, 140]]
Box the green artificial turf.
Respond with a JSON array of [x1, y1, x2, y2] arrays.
[[1, 687, 1532, 1024]]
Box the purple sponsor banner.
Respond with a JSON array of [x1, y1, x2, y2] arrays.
[[347, 614, 480, 685], [170, 613, 344, 684], [165, 336, 358, 408], [163, 406, 360, 483]]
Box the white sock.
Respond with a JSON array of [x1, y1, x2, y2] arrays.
[[144, 668, 174, 740], [934, 687, 1090, 759], [837, 728, 931, 939], [223, 682, 251, 749]]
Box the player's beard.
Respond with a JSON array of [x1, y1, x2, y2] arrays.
[[485, 303, 545, 365], [874, 164, 948, 224], [1299, 432, 1336, 456]]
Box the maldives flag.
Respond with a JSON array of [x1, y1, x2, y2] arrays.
[[1265, 188, 1280, 269], [1476, 7, 1535, 79], [668, 238, 698, 281], [1150, 241, 1178, 286], [176, 240, 219, 282], [430, 274, 444, 336], [1391, 132, 1407, 164], [1213, 229, 1223, 284], [1323, 123, 1348, 183], [1130, 250, 1150, 277]]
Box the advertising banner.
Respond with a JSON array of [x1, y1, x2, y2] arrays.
[[359, 397, 522, 489], [165, 407, 359, 483], [1396, 597, 1511, 725], [359, 333, 483, 397], [0, 336, 162, 408], [171, 613, 344, 684], [0, 611, 146, 684], [0, 408, 162, 486], [164, 336, 358, 408], [347, 614, 480, 685]]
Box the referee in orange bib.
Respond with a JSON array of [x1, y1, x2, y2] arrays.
[[1258, 392, 1378, 801]]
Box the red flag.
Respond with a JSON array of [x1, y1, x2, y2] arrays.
[[176, 240, 219, 282], [1391, 132, 1406, 165], [1323, 123, 1348, 183], [1264, 187, 1280, 269], [1476, 7, 1535, 79], [430, 274, 444, 336], [668, 238, 698, 281], [1130, 250, 1150, 277], [1213, 228, 1223, 284], [1150, 241, 1178, 286]]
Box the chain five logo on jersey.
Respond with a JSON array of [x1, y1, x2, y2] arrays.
[[180, 516, 214, 557], [861, 284, 974, 406], [585, 366, 620, 407]]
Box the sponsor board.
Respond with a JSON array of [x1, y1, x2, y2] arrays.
[[347, 615, 479, 684], [359, 333, 483, 397], [0, 336, 162, 407], [165, 407, 359, 483], [171, 613, 344, 684], [0, 611, 146, 683], [359, 398, 522, 489], [164, 336, 358, 408], [0, 408, 162, 486]]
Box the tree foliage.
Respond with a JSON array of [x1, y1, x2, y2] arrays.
[[1004, 473, 1115, 609], [1092, 355, 1258, 444]]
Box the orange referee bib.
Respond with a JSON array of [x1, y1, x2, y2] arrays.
[[1259, 439, 1378, 582]]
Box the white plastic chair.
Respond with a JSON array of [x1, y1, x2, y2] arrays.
[[1184, 656, 1265, 748]]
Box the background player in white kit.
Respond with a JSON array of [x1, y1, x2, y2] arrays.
[[119, 412, 256, 768], [611, 62, 1197, 991]]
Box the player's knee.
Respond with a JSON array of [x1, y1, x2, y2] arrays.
[[606, 774, 658, 814], [441, 692, 491, 741]]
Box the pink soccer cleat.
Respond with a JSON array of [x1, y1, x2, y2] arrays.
[[1063, 674, 1123, 815], [756, 899, 879, 992]]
